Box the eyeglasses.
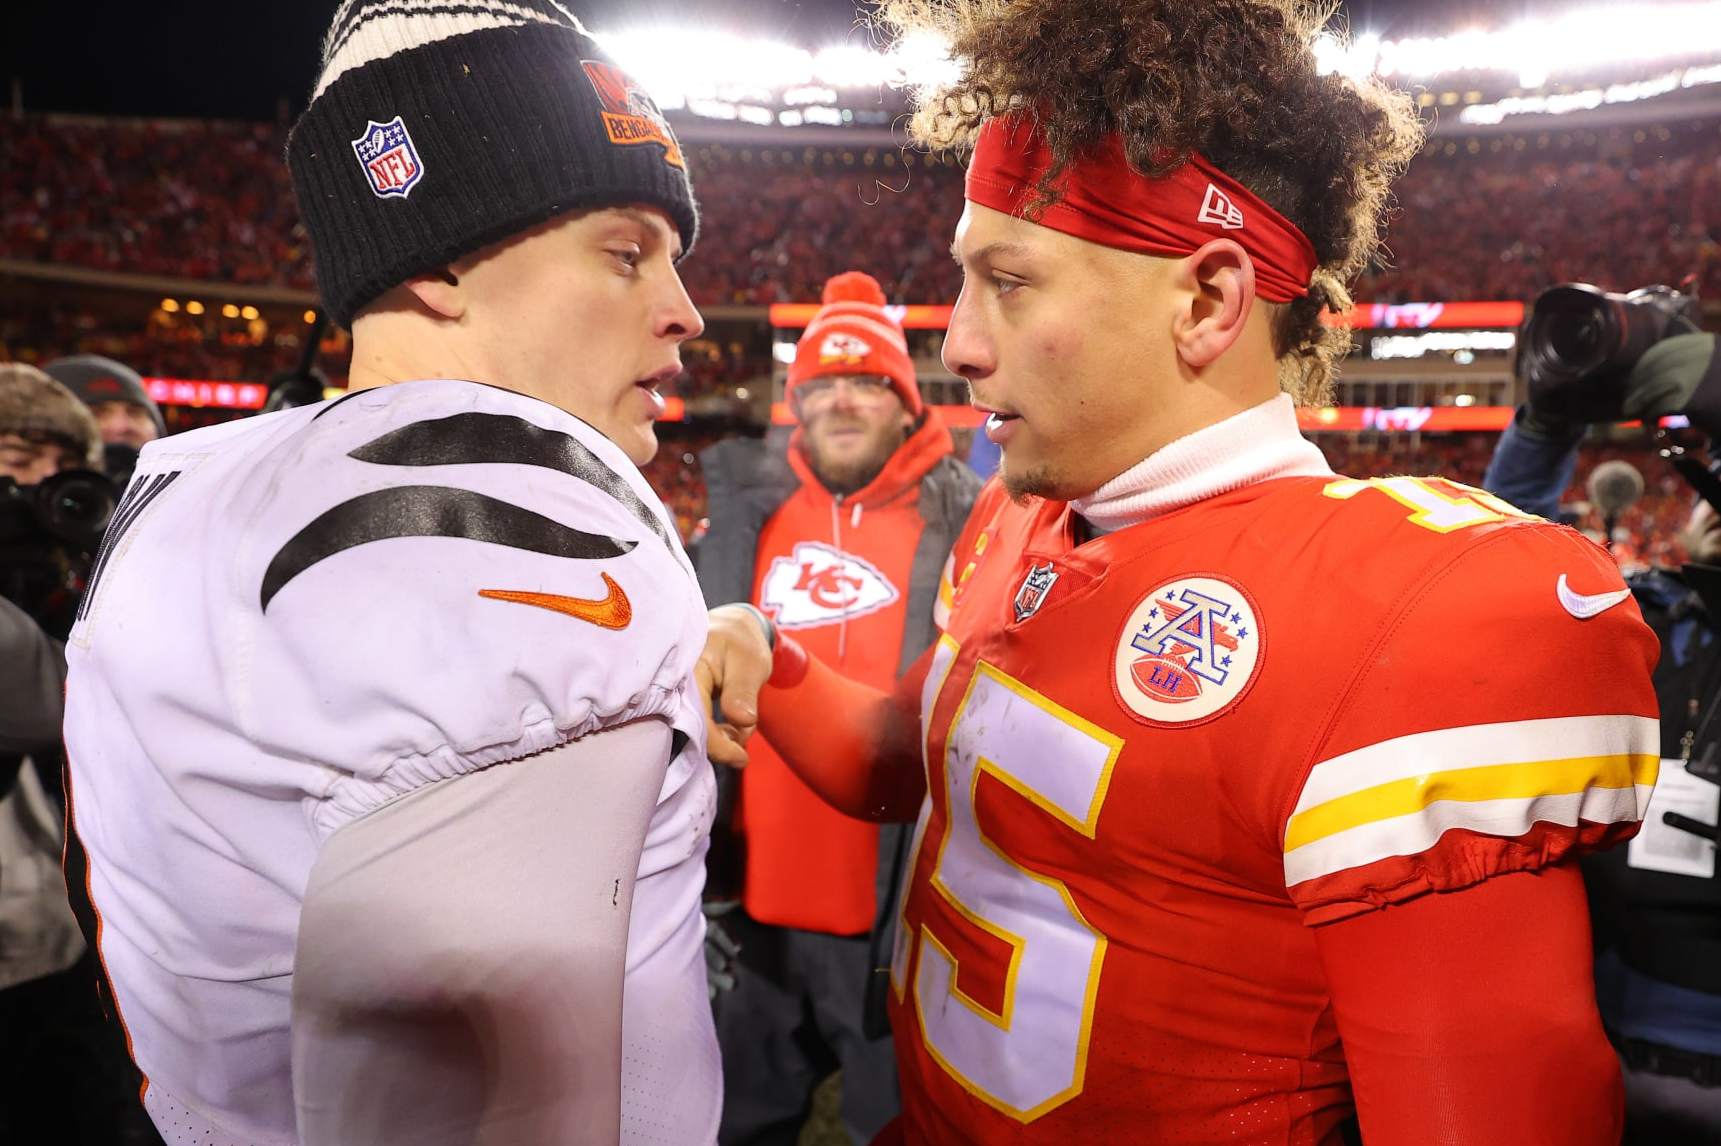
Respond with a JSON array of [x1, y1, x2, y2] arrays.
[[796, 375, 893, 408]]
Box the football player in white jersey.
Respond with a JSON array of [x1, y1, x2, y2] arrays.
[[61, 4, 724, 1143]]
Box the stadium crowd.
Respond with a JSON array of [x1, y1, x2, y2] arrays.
[[1318, 434, 1694, 568], [7, 115, 1721, 305]]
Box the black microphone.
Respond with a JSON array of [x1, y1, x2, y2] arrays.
[[1587, 459, 1644, 548]]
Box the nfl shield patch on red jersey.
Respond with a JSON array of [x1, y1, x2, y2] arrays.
[[1013, 561, 1059, 622]]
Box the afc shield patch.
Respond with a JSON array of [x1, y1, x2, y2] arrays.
[[1112, 574, 1263, 727], [351, 117, 424, 199]]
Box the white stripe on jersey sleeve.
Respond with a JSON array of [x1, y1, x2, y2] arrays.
[[1284, 783, 1651, 888], [1291, 714, 1658, 816], [1283, 713, 1659, 889]]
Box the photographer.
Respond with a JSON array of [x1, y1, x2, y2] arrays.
[[42, 354, 164, 489], [1485, 292, 1721, 1145], [0, 363, 154, 1143]]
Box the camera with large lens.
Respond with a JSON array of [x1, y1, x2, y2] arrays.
[[0, 468, 118, 637], [1519, 283, 1700, 423]]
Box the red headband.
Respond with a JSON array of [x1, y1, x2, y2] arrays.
[[964, 115, 1318, 304]]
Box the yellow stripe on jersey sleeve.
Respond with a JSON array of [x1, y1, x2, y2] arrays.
[[1283, 715, 1659, 888]]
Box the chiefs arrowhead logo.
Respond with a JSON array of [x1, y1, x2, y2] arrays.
[[759, 541, 901, 629], [819, 332, 874, 367]]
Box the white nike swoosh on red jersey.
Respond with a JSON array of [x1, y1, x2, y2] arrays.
[[1556, 574, 1632, 620]]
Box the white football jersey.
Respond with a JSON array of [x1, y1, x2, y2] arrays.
[[62, 379, 719, 1144]]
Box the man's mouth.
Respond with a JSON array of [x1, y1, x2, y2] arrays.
[[975, 404, 1022, 445], [975, 404, 1022, 434], [633, 364, 681, 416]]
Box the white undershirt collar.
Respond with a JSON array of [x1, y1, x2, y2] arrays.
[[1069, 393, 1333, 535]]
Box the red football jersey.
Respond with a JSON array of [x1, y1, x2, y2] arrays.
[[888, 473, 1659, 1144]]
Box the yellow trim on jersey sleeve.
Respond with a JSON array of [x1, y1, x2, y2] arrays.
[[1283, 714, 1659, 887], [1284, 752, 1658, 853]]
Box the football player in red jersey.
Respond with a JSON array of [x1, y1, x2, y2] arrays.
[[699, 1, 1661, 1143]]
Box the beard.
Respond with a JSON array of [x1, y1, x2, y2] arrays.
[[1002, 465, 1059, 503], [1000, 452, 1068, 503], [804, 417, 907, 496]]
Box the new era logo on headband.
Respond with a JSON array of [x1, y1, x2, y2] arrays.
[[352, 117, 423, 199], [1198, 184, 1244, 231]]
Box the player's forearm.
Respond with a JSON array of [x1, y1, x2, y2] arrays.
[[293, 724, 671, 1144], [758, 646, 925, 822], [1315, 865, 1623, 1145]]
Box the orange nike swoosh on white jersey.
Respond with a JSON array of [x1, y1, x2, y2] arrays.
[[479, 573, 632, 630]]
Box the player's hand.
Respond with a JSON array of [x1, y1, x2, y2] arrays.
[[696, 605, 774, 769]]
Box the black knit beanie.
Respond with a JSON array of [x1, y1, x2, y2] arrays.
[[287, 0, 699, 329], [42, 354, 166, 435]]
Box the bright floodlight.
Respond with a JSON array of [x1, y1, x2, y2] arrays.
[[1327, 2, 1721, 87], [594, 3, 1721, 125], [593, 26, 958, 110]]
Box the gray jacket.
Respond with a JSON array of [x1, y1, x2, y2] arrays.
[[0, 595, 85, 989], [695, 424, 981, 1034]]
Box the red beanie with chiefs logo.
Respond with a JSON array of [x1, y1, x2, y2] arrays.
[[787, 272, 921, 417]]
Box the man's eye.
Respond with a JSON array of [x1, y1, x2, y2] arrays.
[[994, 275, 1023, 296], [609, 247, 641, 269]]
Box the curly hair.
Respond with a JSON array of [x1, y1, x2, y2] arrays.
[[876, 0, 1424, 403]]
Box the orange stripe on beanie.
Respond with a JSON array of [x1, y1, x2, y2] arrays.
[[787, 272, 921, 417]]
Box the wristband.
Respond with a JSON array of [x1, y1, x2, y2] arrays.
[[769, 634, 810, 689], [731, 602, 776, 651]]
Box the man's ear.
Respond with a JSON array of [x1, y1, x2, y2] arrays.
[[1171, 239, 1257, 369], [402, 266, 466, 320]]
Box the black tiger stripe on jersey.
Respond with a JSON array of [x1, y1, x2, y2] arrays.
[[347, 411, 679, 559], [78, 470, 182, 623], [260, 485, 636, 611]]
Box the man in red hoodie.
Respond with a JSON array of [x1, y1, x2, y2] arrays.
[[696, 272, 980, 1144]]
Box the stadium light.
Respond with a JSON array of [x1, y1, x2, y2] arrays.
[[592, 26, 958, 114], [588, 7, 1720, 126], [1369, 331, 1518, 361], [186, 300, 205, 316], [784, 86, 839, 106], [1320, 2, 1721, 88], [1460, 63, 1721, 124], [160, 298, 179, 313]]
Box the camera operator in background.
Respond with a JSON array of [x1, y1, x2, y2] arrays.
[[1485, 285, 1721, 1144], [0, 364, 154, 1143], [42, 354, 164, 488]]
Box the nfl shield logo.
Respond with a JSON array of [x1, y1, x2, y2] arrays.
[[351, 117, 424, 200], [1013, 562, 1059, 623]]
